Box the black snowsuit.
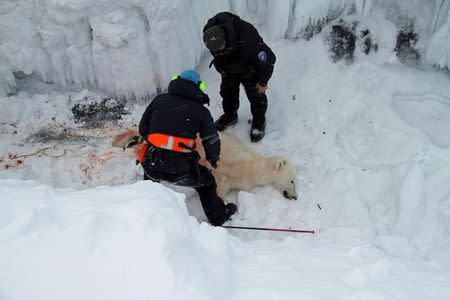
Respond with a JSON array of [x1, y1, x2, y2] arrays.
[[204, 12, 276, 125], [139, 78, 228, 225]]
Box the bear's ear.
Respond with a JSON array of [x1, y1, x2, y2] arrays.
[[275, 159, 287, 171]]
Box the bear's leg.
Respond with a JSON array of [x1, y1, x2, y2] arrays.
[[216, 181, 230, 199], [212, 172, 228, 199]]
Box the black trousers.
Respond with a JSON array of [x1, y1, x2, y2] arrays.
[[143, 164, 228, 226], [220, 75, 267, 125]]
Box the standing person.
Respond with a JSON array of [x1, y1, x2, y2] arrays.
[[203, 11, 276, 142], [138, 70, 237, 226]]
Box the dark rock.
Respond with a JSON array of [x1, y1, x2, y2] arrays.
[[360, 29, 376, 55], [325, 20, 377, 63], [395, 31, 420, 66], [327, 24, 356, 62]]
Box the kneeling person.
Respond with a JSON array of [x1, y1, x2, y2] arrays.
[[138, 70, 236, 226]]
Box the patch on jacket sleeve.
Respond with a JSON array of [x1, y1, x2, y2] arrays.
[[258, 51, 267, 62]]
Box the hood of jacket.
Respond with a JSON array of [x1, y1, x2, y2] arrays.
[[168, 78, 210, 105], [204, 12, 240, 55]]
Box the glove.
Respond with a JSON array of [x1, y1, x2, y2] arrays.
[[210, 160, 219, 169]]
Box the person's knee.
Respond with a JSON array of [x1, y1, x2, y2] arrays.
[[220, 87, 239, 99]]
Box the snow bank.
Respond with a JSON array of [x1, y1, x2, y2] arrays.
[[286, 0, 355, 39], [2, 178, 450, 300], [0, 179, 236, 300], [2, 0, 449, 99], [427, 6, 450, 68], [0, 0, 231, 99], [1, 8, 450, 296]]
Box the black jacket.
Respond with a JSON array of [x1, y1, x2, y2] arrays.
[[204, 12, 276, 85], [139, 78, 220, 177]]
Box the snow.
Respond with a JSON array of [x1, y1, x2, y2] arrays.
[[393, 93, 450, 147], [1, 179, 450, 299], [2, 1, 450, 299], [1, 0, 449, 98], [427, 6, 450, 68]]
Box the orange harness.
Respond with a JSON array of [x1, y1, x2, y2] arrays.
[[147, 133, 196, 153], [136, 133, 196, 164]]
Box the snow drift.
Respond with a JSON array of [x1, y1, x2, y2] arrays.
[[2, 178, 450, 300], [2, 1, 450, 299], [1, 0, 449, 99]]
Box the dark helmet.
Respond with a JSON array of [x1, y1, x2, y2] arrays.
[[203, 25, 226, 52]]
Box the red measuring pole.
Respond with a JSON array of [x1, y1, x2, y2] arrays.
[[221, 225, 315, 234]]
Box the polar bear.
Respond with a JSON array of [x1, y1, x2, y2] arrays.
[[195, 132, 297, 200], [112, 130, 298, 200]]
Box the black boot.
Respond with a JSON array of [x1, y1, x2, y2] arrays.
[[215, 113, 238, 131], [224, 203, 237, 218], [250, 119, 266, 142], [218, 203, 237, 225], [213, 201, 237, 226]]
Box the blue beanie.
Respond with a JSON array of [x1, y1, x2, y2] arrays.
[[179, 70, 201, 85]]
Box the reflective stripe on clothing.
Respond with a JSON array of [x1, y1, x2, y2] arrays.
[[202, 133, 220, 145], [147, 133, 196, 153]]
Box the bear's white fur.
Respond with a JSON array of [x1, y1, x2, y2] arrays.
[[196, 132, 297, 200], [113, 130, 298, 200]]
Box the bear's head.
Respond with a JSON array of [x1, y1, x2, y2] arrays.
[[271, 157, 298, 200]]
